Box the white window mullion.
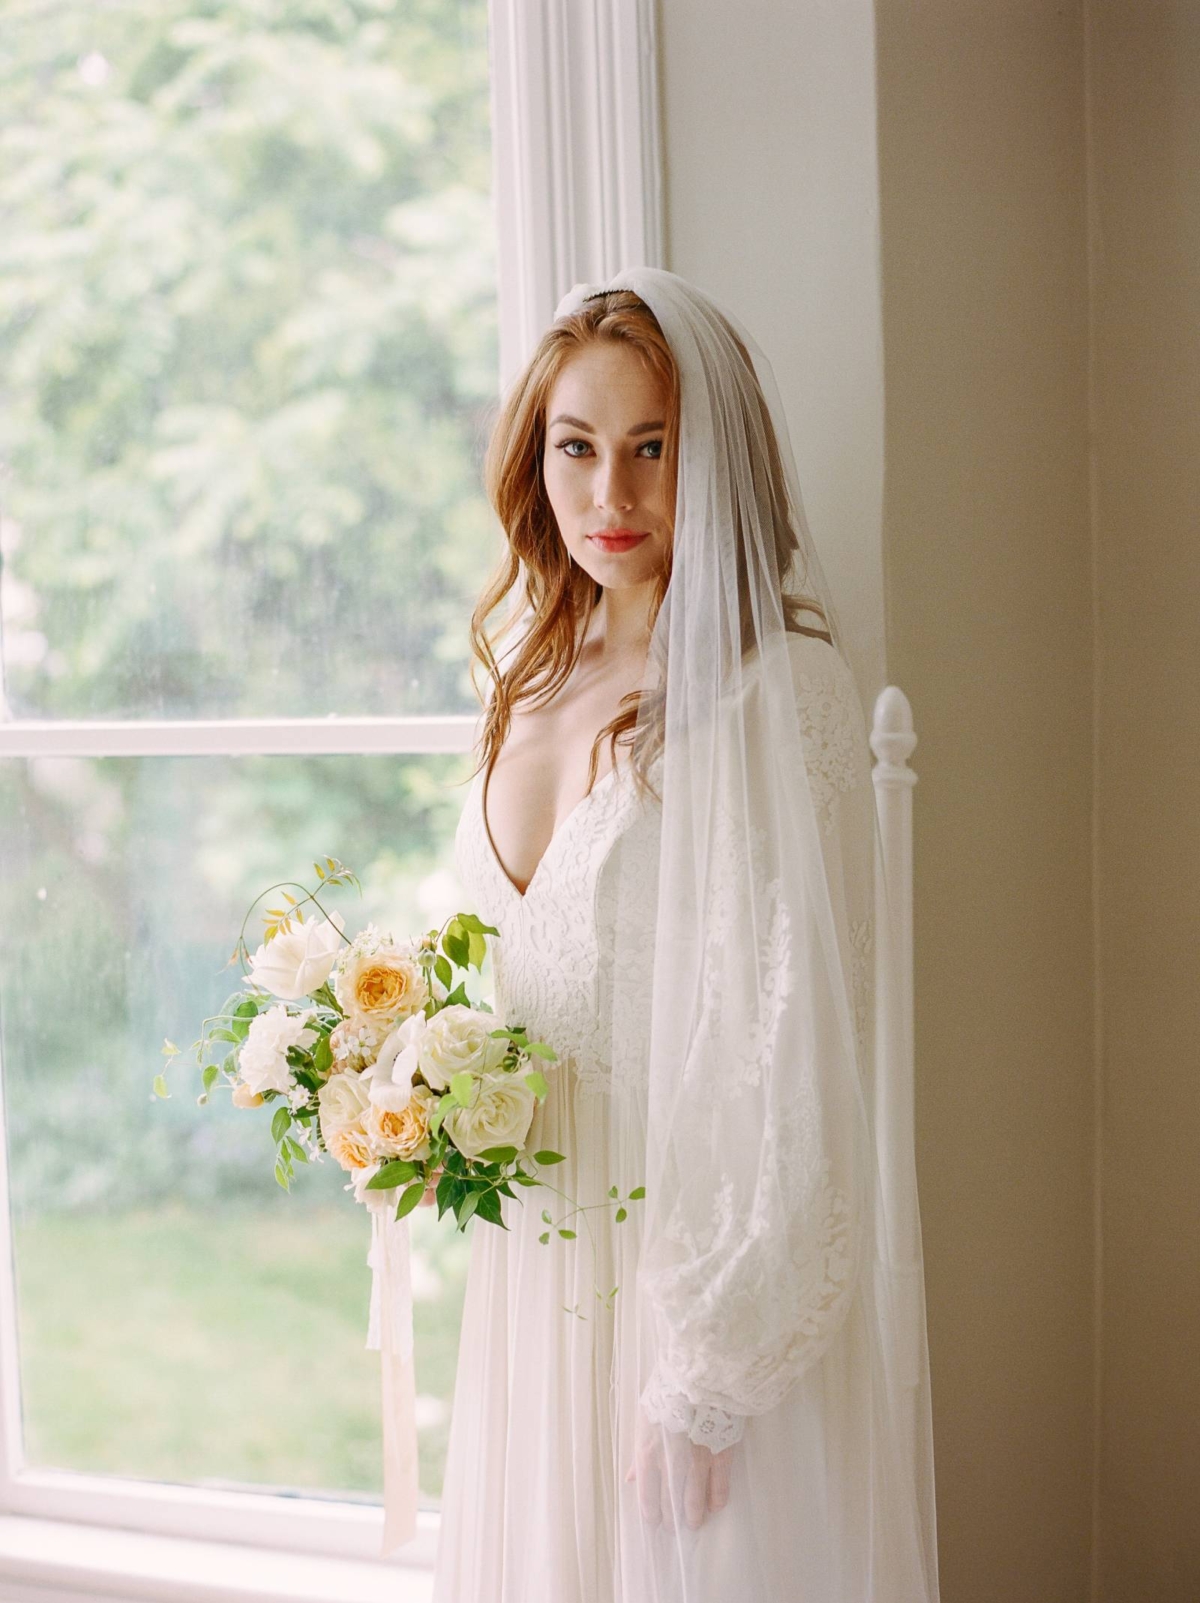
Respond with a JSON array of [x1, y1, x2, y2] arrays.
[[0, 718, 479, 760]]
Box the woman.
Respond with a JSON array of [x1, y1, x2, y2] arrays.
[[433, 268, 939, 1602]]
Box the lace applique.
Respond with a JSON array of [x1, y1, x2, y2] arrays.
[[793, 653, 862, 835], [452, 761, 654, 1101], [640, 1364, 745, 1453], [653, 1141, 860, 1416], [687, 803, 795, 1092]]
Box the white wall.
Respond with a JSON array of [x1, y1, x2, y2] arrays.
[[657, 0, 887, 706]]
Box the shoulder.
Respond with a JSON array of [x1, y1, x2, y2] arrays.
[[735, 630, 859, 710]]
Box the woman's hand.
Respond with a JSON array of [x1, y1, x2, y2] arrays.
[[417, 1163, 444, 1207], [624, 1407, 735, 1530]]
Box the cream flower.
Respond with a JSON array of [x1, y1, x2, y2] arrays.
[[366, 1083, 436, 1162], [444, 1072, 535, 1161], [247, 912, 345, 1001], [230, 1081, 264, 1109], [327, 1122, 374, 1172], [332, 924, 429, 1033], [416, 1004, 508, 1093], [238, 1004, 319, 1096], [317, 1067, 373, 1139]]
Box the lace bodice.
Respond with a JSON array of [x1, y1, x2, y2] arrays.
[[452, 752, 658, 1101]]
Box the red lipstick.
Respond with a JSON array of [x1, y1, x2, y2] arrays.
[[587, 528, 650, 553]]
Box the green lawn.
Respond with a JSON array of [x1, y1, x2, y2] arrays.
[[12, 1199, 472, 1505]]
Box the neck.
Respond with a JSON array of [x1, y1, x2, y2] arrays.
[[585, 581, 656, 658]]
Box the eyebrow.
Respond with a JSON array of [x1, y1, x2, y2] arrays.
[[547, 413, 664, 436]]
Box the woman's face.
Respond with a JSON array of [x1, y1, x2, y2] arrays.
[[541, 341, 673, 590]]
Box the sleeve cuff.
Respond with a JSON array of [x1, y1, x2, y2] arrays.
[[639, 1365, 745, 1452]]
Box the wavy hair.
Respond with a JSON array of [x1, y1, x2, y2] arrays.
[[467, 290, 831, 804]]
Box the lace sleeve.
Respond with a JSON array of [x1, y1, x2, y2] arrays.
[[638, 635, 873, 1442]]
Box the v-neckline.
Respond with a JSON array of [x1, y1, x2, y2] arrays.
[[479, 761, 619, 903]]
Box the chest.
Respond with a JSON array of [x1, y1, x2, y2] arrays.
[[477, 672, 635, 898]]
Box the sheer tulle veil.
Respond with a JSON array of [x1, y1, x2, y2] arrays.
[[547, 267, 940, 1601]]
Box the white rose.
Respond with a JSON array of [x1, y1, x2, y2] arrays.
[[247, 912, 345, 1001], [444, 1072, 536, 1160], [317, 1068, 373, 1138], [238, 1004, 319, 1096], [417, 1004, 508, 1093]]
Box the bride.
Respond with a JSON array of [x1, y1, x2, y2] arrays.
[[430, 268, 940, 1602]]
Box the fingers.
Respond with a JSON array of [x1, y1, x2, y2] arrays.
[[683, 1451, 708, 1529], [706, 1446, 733, 1514], [638, 1441, 662, 1527]]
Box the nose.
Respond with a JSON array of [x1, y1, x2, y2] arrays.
[[593, 452, 637, 514]]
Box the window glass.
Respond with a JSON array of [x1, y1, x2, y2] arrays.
[[0, 0, 497, 722], [0, 750, 481, 1505]]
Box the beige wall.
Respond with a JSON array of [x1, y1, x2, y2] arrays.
[[1088, 5, 1200, 1599], [661, 0, 1198, 1598], [874, 3, 1097, 1597]]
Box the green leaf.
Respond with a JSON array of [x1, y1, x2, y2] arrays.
[[454, 912, 499, 937], [443, 930, 469, 969], [474, 1188, 504, 1227], [466, 929, 487, 969], [628, 1185, 646, 1200], [608, 1185, 618, 1199], [539, 1231, 550, 1245], [533, 1149, 565, 1166], [282, 1137, 308, 1164], [274, 1162, 291, 1191], [526, 1041, 557, 1060], [367, 1159, 419, 1189], [456, 1190, 482, 1227], [524, 1070, 549, 1101], [152, 1074, 169, 1099], [557, 1228, 577, 1240], [478, 1145, 518, 1164], [434, 954, 453, 991], [210, 1028, 239, 1044], [615, 1207, 628, 1223], [448, 1071, 475, 1106], [394, 1181, 426, 1220], [271, 1107, 291, 1144], [541, 1209, 552, 1224], [312, 1035, 332, 1077]]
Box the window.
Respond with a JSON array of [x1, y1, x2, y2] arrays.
[[0, 0, 661, 1591]]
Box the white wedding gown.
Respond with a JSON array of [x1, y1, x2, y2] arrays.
[[433, 751, 655, 1603], [430, 636, 935, 1603]]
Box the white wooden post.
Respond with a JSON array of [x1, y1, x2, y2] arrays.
[[870, 684, 923, 1462]]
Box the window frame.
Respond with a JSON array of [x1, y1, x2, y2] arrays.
[[0, 0, 663, 1591]]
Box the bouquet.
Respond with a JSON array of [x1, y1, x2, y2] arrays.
[[156, 855, 642, 1268]]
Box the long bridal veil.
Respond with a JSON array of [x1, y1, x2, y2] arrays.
[[552, 268, 940, 1601]]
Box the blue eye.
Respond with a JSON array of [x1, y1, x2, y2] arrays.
[[560, 439, 591, 458], [639, 439, 663, 459]]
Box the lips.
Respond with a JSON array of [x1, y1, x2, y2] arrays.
[[587, 529, 650, 552]]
